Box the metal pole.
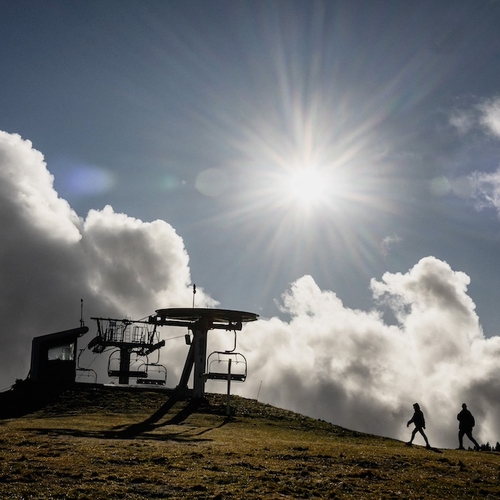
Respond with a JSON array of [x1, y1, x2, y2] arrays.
[[193, 327, 208, 399], [177, 340, 195, 394], [226, 358, 232, 417], [119, 347, 130, 385]]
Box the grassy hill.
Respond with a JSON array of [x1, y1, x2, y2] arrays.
[[0, 384, 499, 499]]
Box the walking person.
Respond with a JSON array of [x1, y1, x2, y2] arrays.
[[406, 403, 431, 449], [457, 403, 480, 450]]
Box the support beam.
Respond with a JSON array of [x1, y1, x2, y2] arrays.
[[177, 340, 195, 393], [193, 328, 208, 399], [118, 348, 131, 385]]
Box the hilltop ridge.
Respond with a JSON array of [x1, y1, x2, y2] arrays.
[[1, 384, 500, 498]]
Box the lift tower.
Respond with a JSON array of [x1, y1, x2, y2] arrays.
[[149, 308, 258, 398], [88, 317, 165, 385]]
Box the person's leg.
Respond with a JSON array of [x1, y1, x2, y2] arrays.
[[408, 427, 418, 444], [458, 429, 465, 449], [419, 428, 430, 447], [466, 430, 480, 449]]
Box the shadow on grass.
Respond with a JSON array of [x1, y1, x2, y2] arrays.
[[114, 393, 188, 437], [16, 384, 230, 442], [25, 425, 213, 443], [26, 395, 232, 443], [115, 394, 232, 438]]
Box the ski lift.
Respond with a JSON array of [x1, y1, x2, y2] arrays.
[[206, 351, 247, 382], [136, 361, 167, 386], [107, 349, 147, 380], [205, 330, 247, 382], [149, 307, 258, 398]]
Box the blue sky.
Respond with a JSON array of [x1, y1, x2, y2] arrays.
[[2, 1, 500, 446], [3, 0, 500, 326]]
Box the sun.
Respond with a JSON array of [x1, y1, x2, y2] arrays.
[[284, 168, 327, 207]]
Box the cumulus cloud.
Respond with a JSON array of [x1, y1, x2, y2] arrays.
[[2, 130, 500, 449], [233, 258, 500, 449], [0, 131, 213, 386]]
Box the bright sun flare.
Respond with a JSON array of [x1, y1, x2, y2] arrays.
[[286, 169, 326, 206]]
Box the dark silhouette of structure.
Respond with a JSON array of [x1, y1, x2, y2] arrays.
[[406, 402, 431, 449], [457, 403, 480, 450], [30, 326, 89, 386], [149, 308, 258, 398], [84, 308, 258, 399], [87, 317, 166, 385]]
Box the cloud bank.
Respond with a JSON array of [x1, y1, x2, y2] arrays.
[[236, 259, 500, 449], [2, 130, 500, 449], [0, 131, 213, 386]]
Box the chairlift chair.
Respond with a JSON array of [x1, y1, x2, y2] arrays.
[[107, 349, 147, 380], [206, 351, 247, 382], [136, 361, 167, 386]]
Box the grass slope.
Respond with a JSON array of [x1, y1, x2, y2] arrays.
[[0, 385, 499, 499]]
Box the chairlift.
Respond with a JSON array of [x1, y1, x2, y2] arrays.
[[206, 351, 247, 382], [206, 330, 248, 382], [107, 349, 147, 380], [136, 362, 167, 386]]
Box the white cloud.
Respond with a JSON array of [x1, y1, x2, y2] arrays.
[[447, 97, 500, 213], [234, 258, 500, 449], [0, 132, 81, 243], [449, 97, 500, 138], [0, 131, 213, 386], [82, 205, 195, 317], [2, 130, 500, 450], [451, 98, 500, 213], [380, 233, 402, 257], [479, 97, 500, 138], [470, 167, 500, 215], [449, 110, 476, 135]]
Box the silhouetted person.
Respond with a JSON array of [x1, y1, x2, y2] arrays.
[[406, 403, 430, 449], [457, 403, 480, 450]]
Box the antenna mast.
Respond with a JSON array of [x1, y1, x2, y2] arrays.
[[80, 298, 85, 327]]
